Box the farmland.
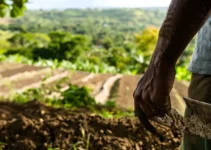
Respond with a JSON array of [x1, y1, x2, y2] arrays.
[[0, 62, 188, 149], [0, 8, 192, 149]]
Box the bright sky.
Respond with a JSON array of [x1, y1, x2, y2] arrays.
[[27, 0, 172, 9]]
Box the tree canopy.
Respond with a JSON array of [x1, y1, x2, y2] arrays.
[[0, 0, 27, 17]]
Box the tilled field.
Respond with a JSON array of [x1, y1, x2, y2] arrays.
[[0, 63, 188, 113], [0, 100, 181, 150], [0, 63, 188, 149]]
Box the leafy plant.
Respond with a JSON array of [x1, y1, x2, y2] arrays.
[[176, 66, 191, 81], [0, 0, 27, 17], [10, 80, 96, 109], [59, 84, 96, 108]]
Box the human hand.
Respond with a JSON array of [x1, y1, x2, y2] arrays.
[[133, 63, 175, 133]]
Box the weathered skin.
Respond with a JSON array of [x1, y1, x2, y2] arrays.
[[133, 0, 211, 134]]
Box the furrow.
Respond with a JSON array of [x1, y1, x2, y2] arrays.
[[0, 65, 44, 78], [15, 70, 70, 94], [116, 75, 141, 109], [0, 63, 24, 74], [94, 74, 123, 104], [0, 68, 52, 86]]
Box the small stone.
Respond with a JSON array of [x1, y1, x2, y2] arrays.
[[135, 144, 140, 150], [39, 118, 44, 123], [44, 143, 48, 147], [100, 130, 104, 134], [139, 141, 143, 146], [43, 131, 48, 136], [41, 110, 45, 115], [173, 138, 180, 143], [57, 115, 63, 120], [144, 137, 149, 142], [107, 130, 112, 134], [1, 114, 6, 118]]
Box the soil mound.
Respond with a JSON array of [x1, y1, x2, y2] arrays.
[[0, 100, 181, 150]]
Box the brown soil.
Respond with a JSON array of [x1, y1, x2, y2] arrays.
[[116, 75, 142, 109], [0, 69, 63, 93], [0, 100, 182, 150], [0, 65, 44, 78]]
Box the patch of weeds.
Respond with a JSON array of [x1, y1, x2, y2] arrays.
[[99, 109, 114, 118], [98, 108, 134, 119], [48, 147, 59, 150], [9, 78, 133, 120], [11, 82, 96, 109], [105, 99, 116, 108], [60, 84, 96, 108]]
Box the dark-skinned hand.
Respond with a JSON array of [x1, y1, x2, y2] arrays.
[[133, 63, 175, 134]]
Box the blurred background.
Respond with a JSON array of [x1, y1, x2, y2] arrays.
[[0, 1, 188, 149], [0, 0, 194, 80]]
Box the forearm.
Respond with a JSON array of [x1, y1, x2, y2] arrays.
[[151, 0, 211, 67]]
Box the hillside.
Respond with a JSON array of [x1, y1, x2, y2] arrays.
[[0, 7, 193, 150], [1, 8, 166, 33], [0, 62, 187, 149], [0, 63, 187, 115]]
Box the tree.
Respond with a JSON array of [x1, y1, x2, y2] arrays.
[[134, 26, 159, 57], [0, 0, 28, 18], [134, 26, 159, 73], [9, 32, 50, 48], [105, 47, 132, 71], [33, 32, 90, 61]]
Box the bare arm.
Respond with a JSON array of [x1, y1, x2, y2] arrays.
[[134, 0, 211, 135], [152, 0, 211, 67]]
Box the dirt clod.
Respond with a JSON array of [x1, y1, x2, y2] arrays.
[[0, 100, 182, 150]]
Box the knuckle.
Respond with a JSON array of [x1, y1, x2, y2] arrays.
[[133, 90, 140, 99]]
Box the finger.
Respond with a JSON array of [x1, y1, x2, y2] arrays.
[[135, 100, 165, 141], [140, 91, 161, 117], [134, 100, 157, 135], [143, 98, 161, 117], [155, 95, 171, 117]]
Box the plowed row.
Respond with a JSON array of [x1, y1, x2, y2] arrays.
[[0, 63, 188, 149], [0, 63, 188, 113]]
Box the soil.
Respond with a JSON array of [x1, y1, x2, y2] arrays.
[[0, 65, 44, 78], [0, 69, 62, 93], [116, 75, 141, 109], [0, 100, 182, 150]]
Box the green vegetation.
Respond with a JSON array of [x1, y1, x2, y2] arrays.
[[0, 6, 192, 150], [0, 8, 194, 117], [0, 0, 27, 17], [8, 76, 133, 118], [10, 77, 95, 109], [0, 8, 194, 78]]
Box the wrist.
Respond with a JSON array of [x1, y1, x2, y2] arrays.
[[150, 50, 176, 69]]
